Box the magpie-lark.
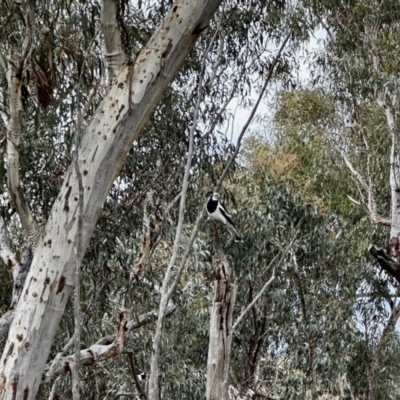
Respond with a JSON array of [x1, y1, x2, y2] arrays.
[[206, 192, 243, 242]]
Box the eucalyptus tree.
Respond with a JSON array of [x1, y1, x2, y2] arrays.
[[266, 0, 400, 393], [0, 0, 225, 398], [0, 0, 314, 399], [298, 1, 400, 398]]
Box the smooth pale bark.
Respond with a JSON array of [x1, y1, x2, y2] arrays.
[[0, 1, 222, 398], [101, 0, 126, 82]]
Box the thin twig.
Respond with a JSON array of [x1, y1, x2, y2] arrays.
[[148, 17, 223, 398], [127, 351, 147, 400], [233, 229, 299, 331], [216, 30, 291, 189]]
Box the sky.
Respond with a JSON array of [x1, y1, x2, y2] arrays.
[[226, 27, 328, 143]]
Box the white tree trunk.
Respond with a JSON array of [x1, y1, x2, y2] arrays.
[[0, 1, 222, 398]]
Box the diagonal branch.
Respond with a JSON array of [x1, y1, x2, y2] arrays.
[[232, 229, 299, 331], [369, 244, 400, 284], [147, 15, 224, 399], [42, 304, 175, 383], [167, 31, 293, 308], [216, 30, 291, 188]]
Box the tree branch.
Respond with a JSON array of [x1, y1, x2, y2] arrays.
[[42, 305, 175, 383], [341, 152, 391, 227], [101, 0, 126, 83], [127, 351, 147, 400], [216, 30, 291, 188], [147, 18, 223, 399], [369, 244, 400, 283], [44, 309, 131, 384], [232, 230, 298, 331], [6, 0, 39, 246]]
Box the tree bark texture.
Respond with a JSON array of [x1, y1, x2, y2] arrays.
[[206, 261, 236, 400], [0, 1, 223, 399]]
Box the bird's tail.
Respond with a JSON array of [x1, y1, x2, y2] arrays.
[[226, 222, 243, 242]]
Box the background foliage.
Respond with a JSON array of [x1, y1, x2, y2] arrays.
[[1, 0, 400, 398]]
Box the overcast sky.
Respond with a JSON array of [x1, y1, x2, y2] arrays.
[[226, 28, 328, 143]]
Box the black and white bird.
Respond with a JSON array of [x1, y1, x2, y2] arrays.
[[206, 192, 243, 242]]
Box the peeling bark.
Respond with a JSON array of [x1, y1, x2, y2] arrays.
[[206, 226, 236, 400], [0, 1, 223, 398], [206, 261, 236, 400]]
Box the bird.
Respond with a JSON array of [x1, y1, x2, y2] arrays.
[[206, 192, 243, 242]]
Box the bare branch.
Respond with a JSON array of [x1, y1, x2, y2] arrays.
[[233, 230, 299, 331], [101, 0, 126, 83], [216, 30, 291, 188], [48, 377, 61, 400], [43, 305, 175, 383], [341, 152, 391, 227], [148, 18, 224, 399], [45, 309, 131, 383]]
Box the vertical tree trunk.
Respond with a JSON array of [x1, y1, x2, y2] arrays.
[[0, 1, 223, 399], [206, 240, 236, 400]]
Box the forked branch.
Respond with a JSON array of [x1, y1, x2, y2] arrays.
[[341, 152, 391, 227]]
